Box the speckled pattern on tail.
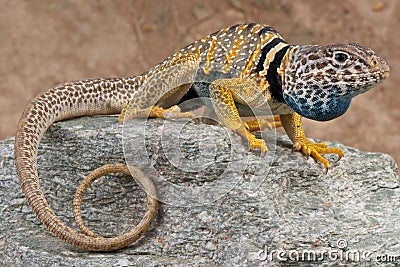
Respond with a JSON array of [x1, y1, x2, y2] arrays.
[[14, 23, 389, 251]]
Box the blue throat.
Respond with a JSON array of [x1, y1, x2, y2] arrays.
[[283, 90, 352, 121]]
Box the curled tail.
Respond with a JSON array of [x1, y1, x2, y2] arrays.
[[14, 77, 157, 251]]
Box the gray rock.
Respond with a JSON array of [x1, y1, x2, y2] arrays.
[[1, 116, 399, 266]]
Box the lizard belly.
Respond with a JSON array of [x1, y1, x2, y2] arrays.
[[236, 99, 293, 117], [186, 82, 294, 117]]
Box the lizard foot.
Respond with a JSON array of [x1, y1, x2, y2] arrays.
[[247, 133, 268, 155], [150, 105, 196, 119], [236, 127, 268, 155], [119, 105, 195, 122], [293, 140, 344, 172], [244, 115, 282, 132]]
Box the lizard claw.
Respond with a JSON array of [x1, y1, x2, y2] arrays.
[[293, 140, 343, 171], [248, 136, 268, 156]]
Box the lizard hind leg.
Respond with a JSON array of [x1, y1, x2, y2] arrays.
[[73, 163, 158, 239], [119, 53, 200, 123], [244, 115, 282, 132]]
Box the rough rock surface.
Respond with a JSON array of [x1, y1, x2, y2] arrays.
[[1, 116, 399, 266]]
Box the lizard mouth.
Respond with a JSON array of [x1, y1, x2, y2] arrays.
[[374, 63, 390, 80], [381, 70, 390, 79], [337, 69, 390, 83]]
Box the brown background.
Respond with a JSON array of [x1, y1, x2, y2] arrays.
[[1, 0, 399, 165]]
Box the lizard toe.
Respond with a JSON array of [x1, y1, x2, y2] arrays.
[[248, 136, 268, 155], [294, 140, 343, 171]]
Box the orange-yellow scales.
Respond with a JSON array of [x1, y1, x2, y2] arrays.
[[14, 23, 389, 251]]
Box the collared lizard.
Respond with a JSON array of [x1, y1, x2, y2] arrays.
[[14, 23, 390, 251]]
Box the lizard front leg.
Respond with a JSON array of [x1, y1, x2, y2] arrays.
[[209, 78, 268, 153], [280, 112, 343, 171]]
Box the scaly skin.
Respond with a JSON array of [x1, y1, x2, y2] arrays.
[[72, 163, 158, 239], [14, 23, 389, 251]]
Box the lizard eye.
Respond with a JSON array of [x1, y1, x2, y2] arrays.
[[333, 52, 349, 63]]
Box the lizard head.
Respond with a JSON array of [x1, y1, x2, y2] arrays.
[[282, 43, 390, 121]]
